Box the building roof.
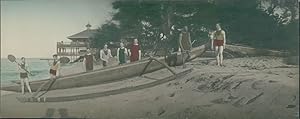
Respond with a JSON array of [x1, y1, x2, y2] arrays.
[[67, 29, 98, 40]]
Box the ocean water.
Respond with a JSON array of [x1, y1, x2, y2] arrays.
[[1, 58, 52, 86]]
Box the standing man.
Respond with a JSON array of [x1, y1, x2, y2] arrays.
[[18, 57, 32, 94], [211, 23, 226, 66], [179, 26, 192, 51], [32, 54, 61, 97], [49, 54, 61, 78], [100, 44, 113, 67], [117, 42, 128, 64], [129, 38, 142, 62], [179, 26, 192, 68]]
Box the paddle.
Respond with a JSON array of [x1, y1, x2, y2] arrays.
[[36, 78, 57, 98], [8, 54, 34, 76], [32, 59, 60, 98]]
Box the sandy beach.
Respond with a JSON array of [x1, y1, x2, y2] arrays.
[[0, 56, 298, 119]]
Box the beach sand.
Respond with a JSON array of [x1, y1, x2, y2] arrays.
[[0, 56, 298, 119]]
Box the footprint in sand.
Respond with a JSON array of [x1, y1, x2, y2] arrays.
[[268, 80, 278, 83], [42, 108, 55, 118], [157, 108, 166, 116], [169, 92, 175, 97], [232, 97, 246, 107], [251, 80, 266, 90], [210, 98, 230, 104], [154, 96, 160, 101], [286, 105, 296, 108], [145, 111, 152, 117]]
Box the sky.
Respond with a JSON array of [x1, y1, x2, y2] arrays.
[[1, 0, 114, 58]]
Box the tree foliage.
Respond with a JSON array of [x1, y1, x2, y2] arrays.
[[92, 0, 299, 54], [91, 22, 121, 48]]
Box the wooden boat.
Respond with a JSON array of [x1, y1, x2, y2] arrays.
[[1, 44, 208, 92]]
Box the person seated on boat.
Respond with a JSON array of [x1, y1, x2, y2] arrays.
[[129, 38, 142, 62], [100, 44, 113, 67], [83, 49, 96, 71], [211, 23, 226, 66], [48, 54, 61, 79], [18, 57, 32, 94], [117, 42, 129, 65]]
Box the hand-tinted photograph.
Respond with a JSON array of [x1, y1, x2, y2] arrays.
[[1, 0, 299, 118]]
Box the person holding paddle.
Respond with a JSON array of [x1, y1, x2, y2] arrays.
[[48, 54, 61, 77], [31, 54, 61, 98], [7, 55, 34, 94], [18, 57, 32, 94]]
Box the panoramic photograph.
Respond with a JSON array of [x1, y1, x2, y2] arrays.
[[0, 0, 299, 118]]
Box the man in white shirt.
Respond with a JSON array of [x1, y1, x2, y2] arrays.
[[100, 44, 113, 67]]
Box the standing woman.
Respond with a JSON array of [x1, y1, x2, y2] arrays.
[[83, 49, 96, 71], [117, 42, 128, 64], [211, 23, 226, 66], [18, 57, 32, 94], [129, 38, 141, 62]]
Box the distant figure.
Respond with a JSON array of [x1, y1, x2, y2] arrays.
[[48, 54, 61, 78], [100, 44, 112, 67], [211, 23, 226, 66], [179, 26, 192, 52], [18, 57, 32, 94], [179, 26, 192, 68], [129, 38, 141, 62], [117, 42, 129, 64], [83, 49, 96, 71]]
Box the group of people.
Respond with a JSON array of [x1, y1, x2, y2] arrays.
[[82, 38, 142, 72], [83, 23, 226, 71], [17, 23, 226, 94]]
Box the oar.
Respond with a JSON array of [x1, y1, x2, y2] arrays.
[[7, 54, 34, 76]]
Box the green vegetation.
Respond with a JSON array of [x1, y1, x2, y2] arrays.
[[92, 0, 299, 55]]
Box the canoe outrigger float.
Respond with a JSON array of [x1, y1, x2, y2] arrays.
[[1, 44, 208, 93]]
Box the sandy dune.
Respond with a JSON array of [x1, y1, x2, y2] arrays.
[[0, 56, 298, 119]]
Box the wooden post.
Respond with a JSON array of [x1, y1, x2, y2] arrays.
[[140, 59, 153, 76], [150, 57, 176, 75], [140, 57, 176, 76]]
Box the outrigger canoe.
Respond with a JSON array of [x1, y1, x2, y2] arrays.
[[1, 44, 288, 92], [1, 44, 208, 92]]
